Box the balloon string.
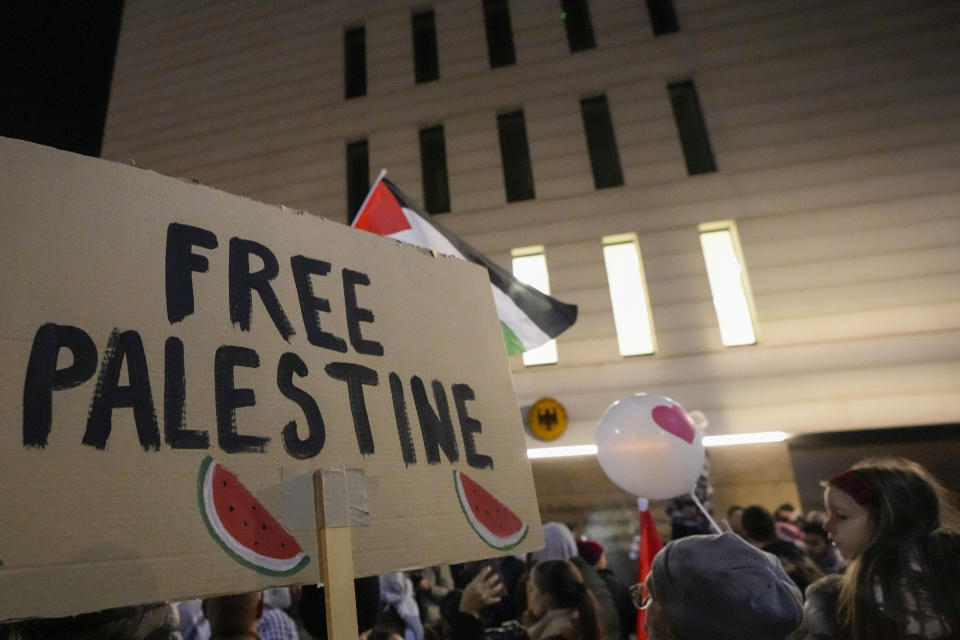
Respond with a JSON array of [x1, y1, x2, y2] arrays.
[[689, 487, 723, 534]]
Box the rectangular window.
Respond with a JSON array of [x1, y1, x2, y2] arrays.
[[419, 125, 450, 214], [412, 10, 439, 83], [344, 27, 366, 99], [497, 110, 535, 202], [561, 0, 596, 52], [512, 246, 558, 366], [581, 95, 624, 189], [646, 0, 679, 35], [602, 234, 656, 355], [346, 139, 369, 221], [668, 80, 716, 175], [699, 221, 757, 346], [483, 0, 516, 68]]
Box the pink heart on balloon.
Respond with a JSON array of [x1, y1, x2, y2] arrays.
[[651, 404, 696, 444]]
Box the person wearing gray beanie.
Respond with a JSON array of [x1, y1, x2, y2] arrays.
[[641, 532, 803, 640]]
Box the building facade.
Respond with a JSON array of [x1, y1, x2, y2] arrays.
[[103, 0, 960, 464]]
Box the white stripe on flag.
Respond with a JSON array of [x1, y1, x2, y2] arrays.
[[392, 208, 462, 257], [391, 207, 551, 350], [490, 286, 552, 349]]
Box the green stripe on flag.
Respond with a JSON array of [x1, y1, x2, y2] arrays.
[[501, 322, 525, 356]]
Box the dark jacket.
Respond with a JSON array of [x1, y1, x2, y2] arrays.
[[570, 557, 620, 640], [762, 540, 822, 594], [597, 567, 636, 640]]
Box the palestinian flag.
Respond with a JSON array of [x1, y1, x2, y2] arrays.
[[351, 172, 577, 355]]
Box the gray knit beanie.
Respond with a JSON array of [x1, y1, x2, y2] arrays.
[[649, 532, 803, 640]]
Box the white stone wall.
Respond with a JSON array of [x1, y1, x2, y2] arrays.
[[103, 0, 960, 448]]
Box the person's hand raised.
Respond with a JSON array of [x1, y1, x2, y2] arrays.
[[459, 566, 503, 616]]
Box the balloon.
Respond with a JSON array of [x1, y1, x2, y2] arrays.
[[595, 393, 705, 500]]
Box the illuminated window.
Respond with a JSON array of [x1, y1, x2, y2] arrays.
[[602, 235, 656, 355], [512, 246, 558, 365], [699, 221, 757, 346]]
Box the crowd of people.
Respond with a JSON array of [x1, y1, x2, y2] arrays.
[[1, 456, 957, 640]]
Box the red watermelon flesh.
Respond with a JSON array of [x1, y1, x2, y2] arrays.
[[454, 470, 528, 550], [211, 464, 301, 560], [198, 456, 309, 577]]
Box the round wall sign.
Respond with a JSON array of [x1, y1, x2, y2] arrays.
[[528, 397, 568, 441]]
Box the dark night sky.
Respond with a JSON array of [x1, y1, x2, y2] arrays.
[[1, 2, 124, 157]]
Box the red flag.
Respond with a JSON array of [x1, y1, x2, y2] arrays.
[[637, 502, 663, 640]]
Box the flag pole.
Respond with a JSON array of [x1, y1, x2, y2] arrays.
[[350, 168, 387, 227]]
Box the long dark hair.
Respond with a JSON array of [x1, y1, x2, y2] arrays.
[[531, 559, 603, 640], [833, 457, 960, 640]]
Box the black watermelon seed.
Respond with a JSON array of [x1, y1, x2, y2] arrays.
[[243, 521, 248, 526], [262, 524, 267, 530], [223, 481, 227, 486], [229, 506, 234, 512]]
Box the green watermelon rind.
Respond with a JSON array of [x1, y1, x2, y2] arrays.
[[454, 470, 529, 551], [197, 456, 310, 577]]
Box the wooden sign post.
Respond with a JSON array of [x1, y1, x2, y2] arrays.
[[315, 469, 359, 639]]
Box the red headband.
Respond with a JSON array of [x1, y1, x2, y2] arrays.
[[829, 469, 881, 505]]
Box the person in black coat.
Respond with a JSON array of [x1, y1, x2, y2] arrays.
[[742, 505, 823, 594], [576, 539, 635, 640]]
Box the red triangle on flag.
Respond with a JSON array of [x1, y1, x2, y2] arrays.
[[352, 180, 411, 235]]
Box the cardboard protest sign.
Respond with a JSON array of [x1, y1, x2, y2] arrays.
[[0, 137, 542, 621]]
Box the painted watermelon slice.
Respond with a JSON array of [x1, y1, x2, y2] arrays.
[[197, 456, 309, 577], [454, 469, 529, 550]]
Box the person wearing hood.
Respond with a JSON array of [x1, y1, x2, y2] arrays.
[[637, 532, 804, 640]]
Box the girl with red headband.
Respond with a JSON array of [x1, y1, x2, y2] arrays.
[[819, 457, 960, 639]]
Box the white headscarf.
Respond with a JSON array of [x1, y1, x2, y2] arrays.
[[528, 522, 577, 563], [379, 572, 424, 640]]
